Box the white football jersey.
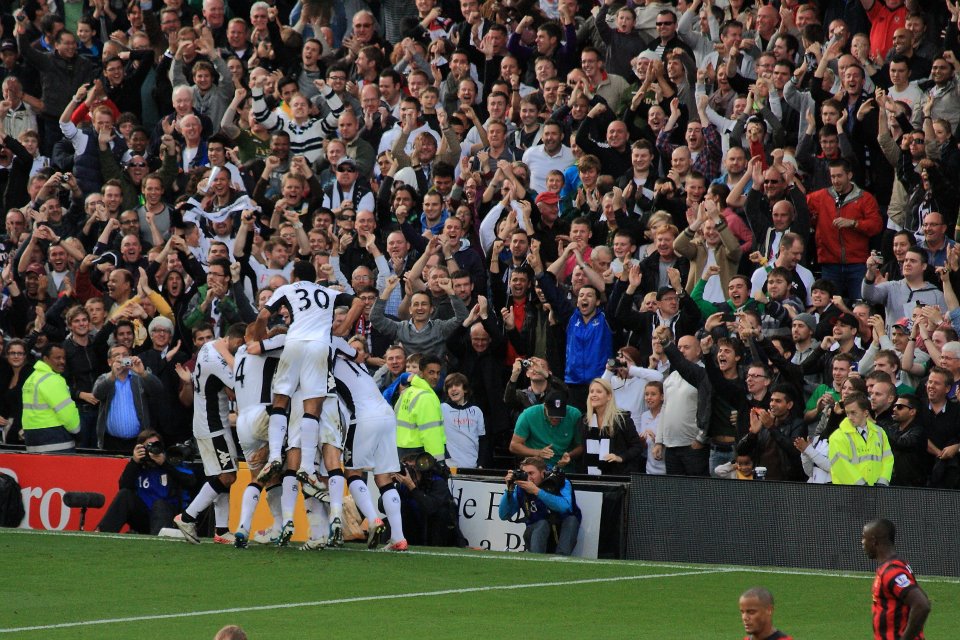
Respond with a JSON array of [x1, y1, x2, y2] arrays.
[[192, 341, 235, 437], [233, 334, 286, 413], [330, 337, 392, 419], [265, 282, 350, 342]]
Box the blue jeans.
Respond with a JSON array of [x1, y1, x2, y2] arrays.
[[820, 262, 867, 302], [709, 446, 735, 478], [77, 408, 99, 449], [525, 516, 580, 555]]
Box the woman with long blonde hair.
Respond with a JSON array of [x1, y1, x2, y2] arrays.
[[580, 378, 644, 475]]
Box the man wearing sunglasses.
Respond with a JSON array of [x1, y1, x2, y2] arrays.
[[321, 157, 374, 212], [887, 394, 928, 487]]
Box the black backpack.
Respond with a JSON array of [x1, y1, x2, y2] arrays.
[[0, 472, 25, 527]]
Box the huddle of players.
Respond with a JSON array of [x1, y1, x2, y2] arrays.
[[173, 261, 409, 551]]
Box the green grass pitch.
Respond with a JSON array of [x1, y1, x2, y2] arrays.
[[2, 529, 958, 639]]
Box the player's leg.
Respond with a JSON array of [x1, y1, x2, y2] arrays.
[[234, 433, 270, 548], [251, 483, 283, 544], [226, 412, 265, 545], [275, 468, 300, 546], [297, 395, 324, 479], [322, 442, 346, 547], [375, 473, 407, 552], [175, 435, 237, 544], [301, 495, 330, 550], [212, 484, 235, 544], [346, 471, 385, 549], [261, 395, 290, 483]]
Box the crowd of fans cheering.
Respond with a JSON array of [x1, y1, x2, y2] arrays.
[[0, 0, 958, 487]]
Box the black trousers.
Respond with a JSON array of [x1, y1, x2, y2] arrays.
[[665, 445, 709, 476], [98, 488, 177, 535], [102, 434, 138, 455]]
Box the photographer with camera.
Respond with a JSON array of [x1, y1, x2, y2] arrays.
[[97, 430, 196, 535], [499, 456, 581, 555], [391, 452, 466, 548], [91, 345, 164, 453], [504, 356, 569, 416]]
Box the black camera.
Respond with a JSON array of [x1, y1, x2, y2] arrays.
[[165, 442, 194, 465], [607, 357, 627, 369], [144, 441, 164, 456], [512, 469, 528, 482], [521, 359, 532, 368], [539, 468, 566, 495]]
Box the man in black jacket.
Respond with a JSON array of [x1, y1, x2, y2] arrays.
[[612, 263, 699, 363], [887, 394, 930, 487]]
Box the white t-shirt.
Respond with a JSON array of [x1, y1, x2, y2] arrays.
[[192, 341, 234, 437], [266, 282, 349, 342], [233, 334, 285, 412]]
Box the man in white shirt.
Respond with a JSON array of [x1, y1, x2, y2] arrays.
[[522, 121, 574, 193]]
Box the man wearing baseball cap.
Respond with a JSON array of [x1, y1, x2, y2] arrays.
[[533, 190, 569, 263], [509, 390, 583, 470]]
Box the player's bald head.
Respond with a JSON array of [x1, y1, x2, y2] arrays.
[[865, 518, 896, 545], [740, 587, 774, 606]]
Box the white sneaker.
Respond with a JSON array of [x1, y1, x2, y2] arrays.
[[213, 532, 235, 545], [173, 514, 199, 544], [300, 536, 328, 551], [384, 538, 408, 552], [252, 527, 280, 544]]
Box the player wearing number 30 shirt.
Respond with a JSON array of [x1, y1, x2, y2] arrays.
[[250, 262, 364, 499]]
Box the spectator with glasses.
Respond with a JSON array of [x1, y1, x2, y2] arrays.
[[886, 394, 929, 487], [182, 258, 256, 337], [0, 339, 31, 445], [322, 157, 374, 212]]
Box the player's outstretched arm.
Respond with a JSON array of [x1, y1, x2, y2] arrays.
[[335, 297, 366, 336]]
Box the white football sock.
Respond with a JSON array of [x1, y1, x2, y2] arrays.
[[328, 473, 344, 518], [349, 477, 379, 524], [266, 485, 282, 531], [281, 473, 299, 523], [185, 481, 219, 519], [213, 492, 230, 528], [268, 411, 287, 462], [304, 496, 329, 540], [381, 487, 404, 542], [237, 484, 261, 532], [299, 415, 320, 474]]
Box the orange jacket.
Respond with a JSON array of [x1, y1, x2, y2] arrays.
[[806, 185, 883, 265]]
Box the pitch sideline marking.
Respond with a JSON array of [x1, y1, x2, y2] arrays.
[[0, 569, 728, 633], [343, 548, 960, 585], [5, 528, 960, 584]]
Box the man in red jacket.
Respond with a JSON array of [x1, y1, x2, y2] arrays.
[[806, 159, 883, 300]]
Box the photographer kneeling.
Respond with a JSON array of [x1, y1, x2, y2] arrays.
[[392, 453, 466, 547], [499, 457, 581, 555], [97, 430, 195, 535]]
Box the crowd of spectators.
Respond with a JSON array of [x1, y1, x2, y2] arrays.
[[1, 0, 960, 489]]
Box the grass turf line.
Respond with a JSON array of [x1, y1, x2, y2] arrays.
[[2, 530, 959, 639]]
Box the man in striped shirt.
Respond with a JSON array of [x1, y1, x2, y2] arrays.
[[863, 518, 930, 640]]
